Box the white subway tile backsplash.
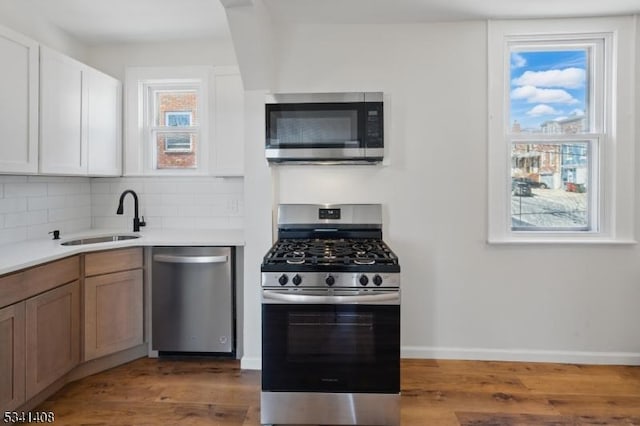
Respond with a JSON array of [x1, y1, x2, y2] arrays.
[[162, 216, 196, 230], [144, 205, 179, 217], [27, 196, 49, 211], [28, 176, 68, 183], [48, 182, 84, 196], [228, 217, 244, 229], [0, 176, 91, 245], [27, 210, 48, 226], [4, 212, 28, 228], [90, 182, 111, 194], [4, 183, 47, 198], [0, 176, 28, 184], [0, 175, 243, 246], [161, 194, 196, 206], [0, 227, 27, 244], [49, 206, 89, 223], [194, 216, 231, 229], [177, 205, 213, 217], [144, 181, 177, 194], [0, 198, 27, 214]]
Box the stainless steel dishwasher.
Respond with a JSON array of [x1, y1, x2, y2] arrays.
[[152, 246, 234, 355]]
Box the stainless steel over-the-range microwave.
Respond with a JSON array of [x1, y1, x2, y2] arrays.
[[265, 92, 384, 164]]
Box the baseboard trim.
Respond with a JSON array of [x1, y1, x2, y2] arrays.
[[401, 346, 640, 365], [239, 347, 640, 371], [240, 356, 261, 370]]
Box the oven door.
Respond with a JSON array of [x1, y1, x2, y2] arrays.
[[265, 100, 383, 162], [262, 291, 400, 394]]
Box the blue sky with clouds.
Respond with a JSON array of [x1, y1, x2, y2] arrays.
[[510, 50, 587, 131]]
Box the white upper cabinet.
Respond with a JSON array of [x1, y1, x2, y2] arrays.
[[0, 26, 39, 174], [211, 67, 244, 176], [39, 46, 87, 175], [86, 68, 122, 176], [39, 46, 122, 176]]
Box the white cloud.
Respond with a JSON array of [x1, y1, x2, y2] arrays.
[[511, 53, 526, 69], [569, 108, 585, 116], [526, 104, 561, 116], [511, 85, 579, 104], [512, 67, 585, 89]]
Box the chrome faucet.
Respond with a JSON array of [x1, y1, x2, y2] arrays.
[[116, 190, 146, 232]]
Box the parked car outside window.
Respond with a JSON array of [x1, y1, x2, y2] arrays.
[[513, 177, 548, 189], [512, 179, 533, 197]]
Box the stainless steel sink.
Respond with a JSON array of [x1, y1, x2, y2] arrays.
[[60, 234, 140, 246]]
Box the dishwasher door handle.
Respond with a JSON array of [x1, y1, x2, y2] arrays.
[[153, 254, 229, 264]]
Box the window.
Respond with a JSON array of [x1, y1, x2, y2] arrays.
[[124, 66, 211, 175], [488, 18, 635, 243], [148, 86, 200, 169], [165, 134, 193, 153], [164, 112, 194, 152], [509, 43, 599, 232]]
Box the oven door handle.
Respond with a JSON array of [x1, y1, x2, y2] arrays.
[[262, 290, 400, 305]]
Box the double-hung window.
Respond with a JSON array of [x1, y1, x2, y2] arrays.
[[488, 17, 635, 243], [125, 66, 211, 175]]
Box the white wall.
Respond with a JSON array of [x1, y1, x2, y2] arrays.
[[0, 2, 87, 60], [240, 19, 640, 367], [86, 39, 237, 80], [91, 177, 243, 230], [0, 176, 92, 244]]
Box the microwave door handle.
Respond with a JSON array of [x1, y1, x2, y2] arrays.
[[262, 290, 400, 304]]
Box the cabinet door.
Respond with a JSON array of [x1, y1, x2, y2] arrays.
[[25, 281, 80, 399], [39, 47, 87, 175], [212, 67, 244, 176], [87, 68, 122, 176], [0, 302, 25, 411], [84, 269, 143, 361], [0, 26, 39, 174]]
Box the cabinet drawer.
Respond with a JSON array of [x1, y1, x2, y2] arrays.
[[84, 247, 143, 277], [0, 256, 79, 309]]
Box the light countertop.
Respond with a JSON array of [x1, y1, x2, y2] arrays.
[[0, 228, 244, 276]]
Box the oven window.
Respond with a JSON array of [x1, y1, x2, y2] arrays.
[[287, 312, 374, 363], [268, 109, 359, 146], [262, 304, 400, 393]]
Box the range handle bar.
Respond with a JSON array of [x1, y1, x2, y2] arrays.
[[262, 289, 399, 305]]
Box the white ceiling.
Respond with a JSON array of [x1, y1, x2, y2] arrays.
[[20, 0, 232, 45], [16, 0, 640, 45], [263, 0, 640, 24]]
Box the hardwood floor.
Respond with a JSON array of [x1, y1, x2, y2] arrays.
[[32, 357, 640, 425]]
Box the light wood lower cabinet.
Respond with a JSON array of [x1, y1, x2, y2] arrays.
[[25, 281, 80, 400], [84, 269, 143, 361], [83, 248, 144, 362], [0, 302, 26, 411]]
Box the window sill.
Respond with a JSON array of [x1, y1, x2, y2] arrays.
[[488, 236, 637, 245]]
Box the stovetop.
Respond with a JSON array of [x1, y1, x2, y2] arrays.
[[261, 238, 400, 273]]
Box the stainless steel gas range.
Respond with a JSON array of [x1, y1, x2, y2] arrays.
[[260, 204, 400, 426]]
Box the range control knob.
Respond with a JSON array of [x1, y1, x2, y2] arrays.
[[325, 275, 335, 286], [278, 274, 288, 286], [373, 274, 383, 286], [359, 275, 369, 286], [292, 274, 302, 286]]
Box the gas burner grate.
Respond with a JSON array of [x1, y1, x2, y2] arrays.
[[264, 237, 398, 268]]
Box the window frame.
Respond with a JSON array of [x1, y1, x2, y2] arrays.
[[487, 17, 636, 244], [124, 66, 212, 176]]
